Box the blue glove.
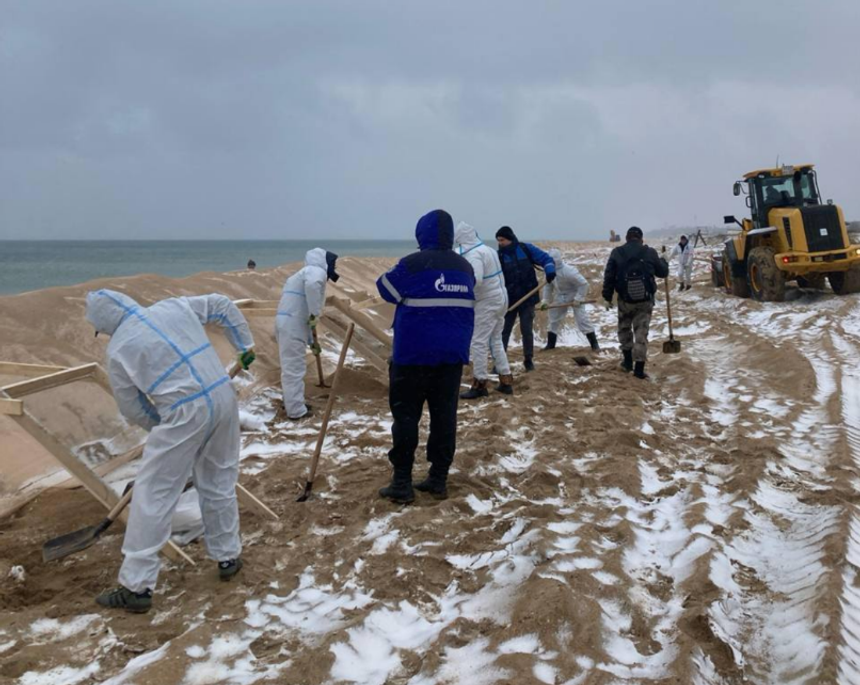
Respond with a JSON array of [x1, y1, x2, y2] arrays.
[[546, 271, 556, 283]]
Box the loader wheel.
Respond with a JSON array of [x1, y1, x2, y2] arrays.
[[747, 247, 786, 302], [797, 274, 826, 290], [828, 269, 860, 295], [722, 249, 750, 298], [711, 260, 723, 288]]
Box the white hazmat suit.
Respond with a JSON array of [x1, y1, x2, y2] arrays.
[[454, 222, 511, 380], [276, 248, 329, 419], [85, 289, 254, 593], [668, 237, 695, 287], [542, 248, 595, 336]]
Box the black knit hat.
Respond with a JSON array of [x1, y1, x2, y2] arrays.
[[496, 226, 517, 242], [626, 226, 644, 241]]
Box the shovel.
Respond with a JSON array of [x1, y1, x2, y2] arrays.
[[297, 323, 355, 502], [42, 483, 135, 562], [311, 327, 329, 388], [662, 279, 682, 354]]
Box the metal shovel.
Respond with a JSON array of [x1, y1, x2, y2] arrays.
[[662, 279, 682, 354], [42, 483, 134, 562]]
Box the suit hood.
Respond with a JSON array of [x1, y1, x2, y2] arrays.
[[454, 222, 481, 252], [305, 248, 327, 270], [416, 209, 454, 250], [547, 247, 563, 263], [86, 289, 141, 336]]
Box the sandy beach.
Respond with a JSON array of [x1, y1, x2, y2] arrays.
[[3, 242, 860, 683]]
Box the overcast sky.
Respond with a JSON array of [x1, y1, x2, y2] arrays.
[[1, 1, 858, 241]]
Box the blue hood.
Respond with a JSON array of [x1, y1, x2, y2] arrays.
[[415, 210, 454, 250]]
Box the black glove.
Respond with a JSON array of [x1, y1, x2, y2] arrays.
[[546, 271, 556, 283]]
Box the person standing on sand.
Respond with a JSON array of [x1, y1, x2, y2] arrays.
[[667, 235, 694, 291], [496, 226, 556, 372], [540, 247, 599, 352], [86, 289, 256, 613], [376, 209, 475, 503], [602, 226, 669, 380], [453, 221, 513, 399], [275, 248, 339, 420]]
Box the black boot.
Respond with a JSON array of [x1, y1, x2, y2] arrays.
[[621, 349, 633, 373], [460, 379, 489, 400], [634, 361, 649, 379], [677, 282, 684, 292], [524, 357, 535, 372], [543, 332, 557, 351], [218, 558, 243, 581], [496, 374, 514, 395], [415, 467, 448, 500], [379, 471, 415, 504], [586, 332, 600, 351]]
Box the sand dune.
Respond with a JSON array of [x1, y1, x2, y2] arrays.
[[3, 243, 860, 683]]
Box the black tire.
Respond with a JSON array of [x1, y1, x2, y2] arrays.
[[711, 259, 723, 288], [829, 269, 860, 295], [747, 247, 786, 302], [723, 249, 750, 298], [797, 274, 826, 290]]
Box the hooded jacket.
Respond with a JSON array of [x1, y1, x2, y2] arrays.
[[668, 238, 695, 268], [86, 289, 254, 429], [543, 248, 589, 303], [277, 248, 329, 329], [602, 240, 669, 303], [454, 222, 507, 304], [377, 210, 476, 365], [497, 231, 556, 308]]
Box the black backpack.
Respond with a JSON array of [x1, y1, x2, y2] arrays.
[[621, 257, 653, 303]]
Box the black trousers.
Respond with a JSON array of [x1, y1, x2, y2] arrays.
[[501, 302, 536, 360], [388, 363, 463, 475]]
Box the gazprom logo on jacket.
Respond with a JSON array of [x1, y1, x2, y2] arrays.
[[435, 273, 468, 294]]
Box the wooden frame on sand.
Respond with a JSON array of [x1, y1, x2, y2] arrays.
[[0, 361, 278, 565]]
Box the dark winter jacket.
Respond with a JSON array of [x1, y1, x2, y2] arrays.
[[498, 241, 556, 309], [602, 240, 669, 303], [377, 210, 476, 366]]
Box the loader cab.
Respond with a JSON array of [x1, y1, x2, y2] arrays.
[[741, 165, 821, 229]]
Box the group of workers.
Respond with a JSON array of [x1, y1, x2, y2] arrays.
[[83, 210, 684, 612]]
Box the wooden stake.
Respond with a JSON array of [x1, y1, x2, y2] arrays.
[[0, 362, 67, 378]]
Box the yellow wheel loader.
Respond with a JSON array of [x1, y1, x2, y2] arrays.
[[722, 164, 860, 301]]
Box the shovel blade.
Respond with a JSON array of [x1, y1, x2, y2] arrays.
[[296, 481, 313, 502], [663, 339, 682, 354], [42, 525, 99, 562], [573, 356, 592, 366]]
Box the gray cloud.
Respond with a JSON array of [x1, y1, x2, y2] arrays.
[[1, 0, 859, 240]]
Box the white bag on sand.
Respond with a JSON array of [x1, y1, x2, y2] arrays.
[[170, 489, 205, 546]]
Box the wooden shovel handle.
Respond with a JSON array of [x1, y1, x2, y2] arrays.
[[304, 323, 355, 488], [664, 279, 675, 340], [311, 327, 326, 386], [507, 282, 545, 313], [106, 484, 134, 522]]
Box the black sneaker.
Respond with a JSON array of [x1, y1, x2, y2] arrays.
[[219, 558, 244, 581], [96, 586, 153, 614]]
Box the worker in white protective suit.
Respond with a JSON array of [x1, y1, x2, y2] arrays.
[[276, 248, 339, 419], [540, 248, 600, 352], [668, 235, 695, 291], [454, 222, 513, 398], [86, 289, 256, 614]]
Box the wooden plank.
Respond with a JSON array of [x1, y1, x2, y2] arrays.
[[236, 483, 279, 520], [2, 363, 99, 399], [0, 362, 67, 378], [322, 317, 389, 375], [329, 298, 393, 350], [241, 308, 279, 318], [353, 296, 383, 311], [234, 299, 279, 309], [0, 397, 23, 416]]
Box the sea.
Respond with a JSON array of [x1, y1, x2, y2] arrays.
[[0, 240, 416, 296]]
